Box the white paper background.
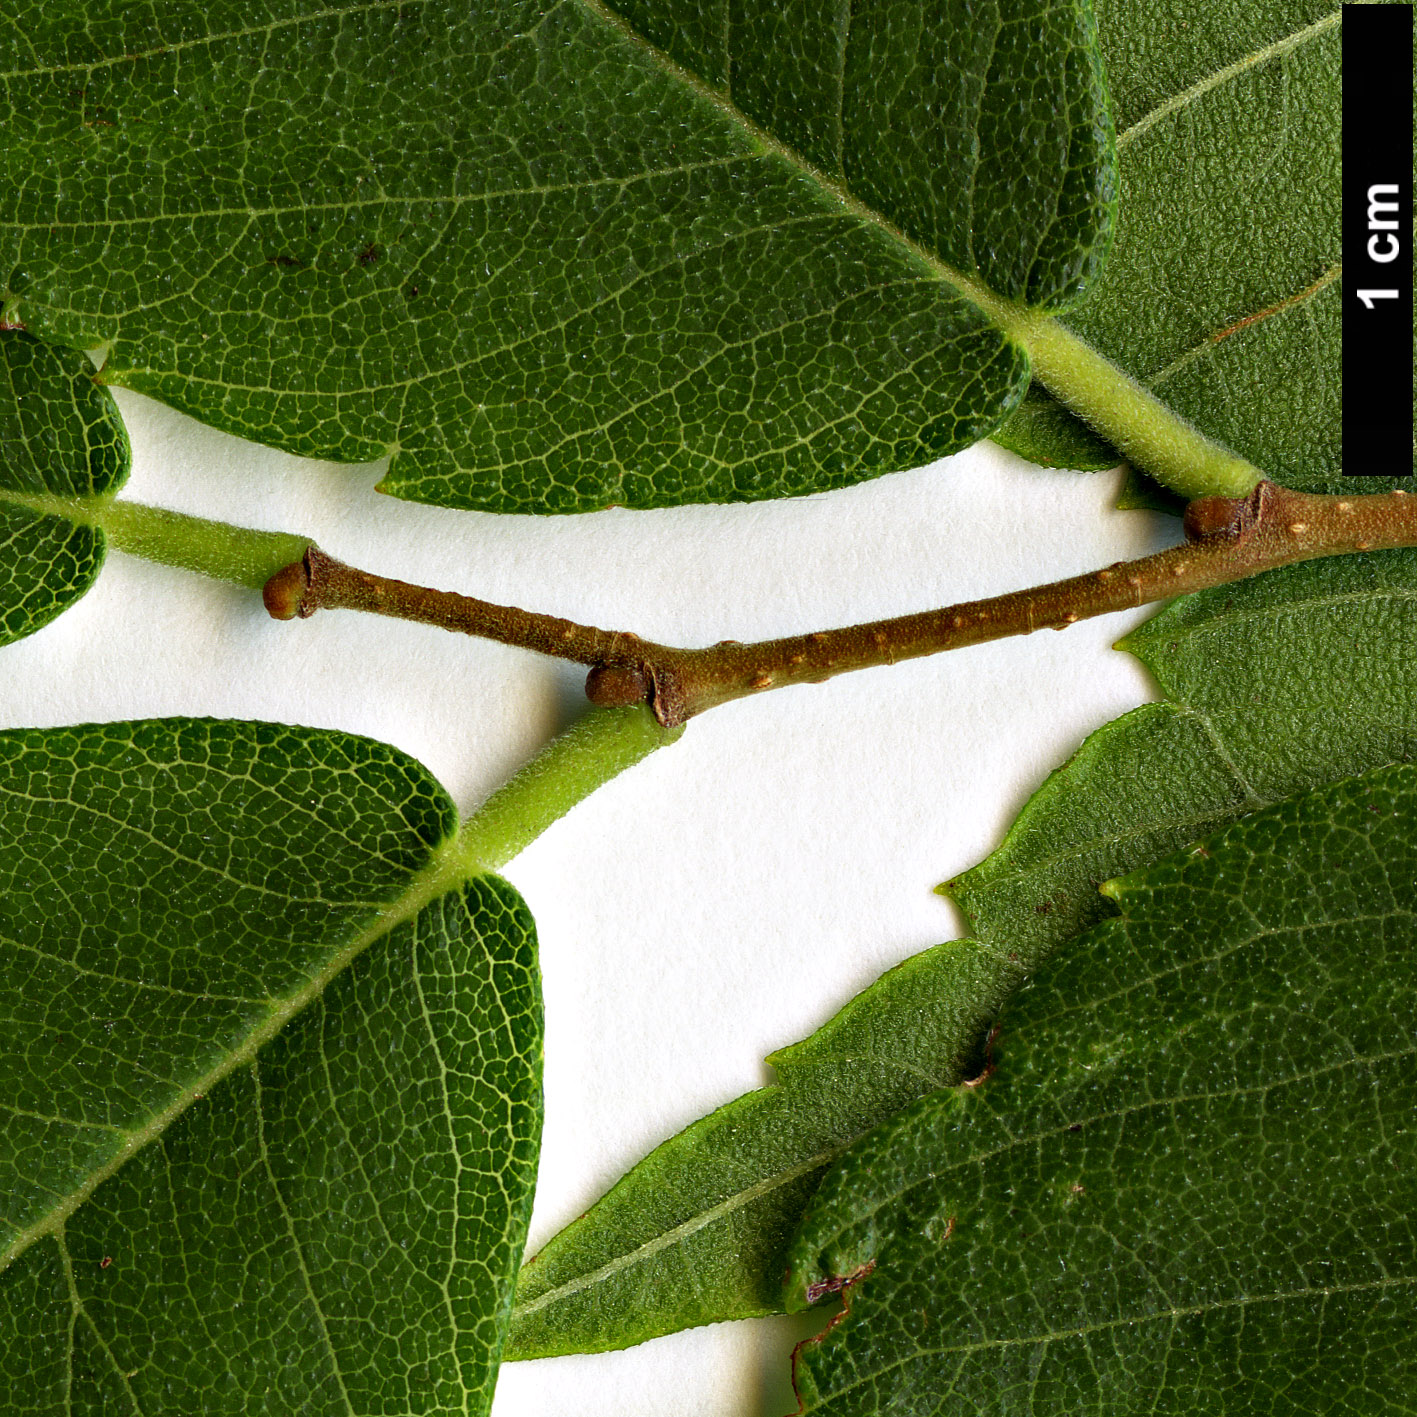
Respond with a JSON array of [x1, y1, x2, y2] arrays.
[[0, 390, 1177, 1414]]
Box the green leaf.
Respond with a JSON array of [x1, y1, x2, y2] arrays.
[[1, 1, 1116, 513], [0, 329, 315, 645], [785, 763, 1417, 1412], [0, 718, 542, 1414], [949, 546, 1417, 966], [505, 548, 1417, 1358], [1000, 1, 1410, 487], [0, 330, 128, 646], [991, 382, 1119, 472], [1113, 464, 1186, 515], [509, 938, 1012, 1357]]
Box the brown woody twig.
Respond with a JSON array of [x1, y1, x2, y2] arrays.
[[264, 482, 1417, 728]]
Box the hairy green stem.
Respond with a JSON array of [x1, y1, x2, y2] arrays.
[[935, 275, 1263, 498], [454, 706, 681, 873], [0, 489, 311, 589], [579, 0, 1258, 503], [1006, 313, 1264, 499], [16, 488, 682, 858], [267, 485, 1417, 728]]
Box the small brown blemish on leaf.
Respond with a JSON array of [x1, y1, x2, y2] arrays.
[[357, 241, 380, 268], [266, 254, 304, 269], [803, 1258, 876, 1306], [100, 1256, 112, 1269]]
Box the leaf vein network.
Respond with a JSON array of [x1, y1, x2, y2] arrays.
[[0, 0, 431, 82], [810, 1275, 1414, 1405], [251, 1058, 359, 1417], [1116, 9, 1341, 150]]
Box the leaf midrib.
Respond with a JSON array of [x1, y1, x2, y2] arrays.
[[574, 0, 1012, 310], [5, 0, 1044, 364], [7, 0, 1267, 498], [512, 1143, 846, 1324], [0, 832, 491, 1276]]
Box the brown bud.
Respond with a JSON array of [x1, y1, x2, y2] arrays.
[[1183, 495, 1242, 543], [262, 560, 310, 620], [585, 662, 649, 708]]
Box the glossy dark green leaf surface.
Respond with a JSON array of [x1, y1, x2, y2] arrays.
[[0, 719, 542, 1414], [0, 1, 1116, 512], [0, 331, 128, 646], [786, 764, 1417, 1412], [506, 549, 1417, 1358]]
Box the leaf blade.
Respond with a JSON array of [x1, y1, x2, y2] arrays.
[[1, 1, 1116, 512], [509, 939, 1015, 1354], [950, 547, 1417, 964], [0, 331, 129, 646], [1002, 2, 1406, 487], [786, 764, 1417, 1411], [0, 719, 542, 1414]]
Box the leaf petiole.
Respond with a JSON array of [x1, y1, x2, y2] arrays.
[[0, 487, 311, 589]]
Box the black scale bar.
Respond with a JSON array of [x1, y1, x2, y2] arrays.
[[1344, 3, 1414, 472]]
